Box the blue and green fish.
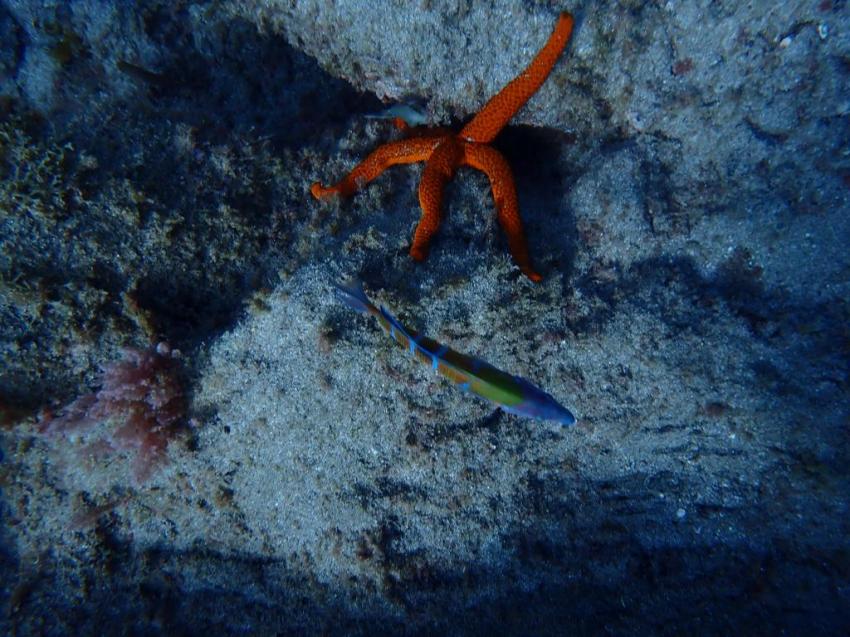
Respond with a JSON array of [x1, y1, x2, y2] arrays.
[[334, 281, 576, 425]]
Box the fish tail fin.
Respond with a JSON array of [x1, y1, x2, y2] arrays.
[[333, 280, 377, 315]]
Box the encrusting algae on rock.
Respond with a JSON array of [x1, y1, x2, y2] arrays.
[[38, 342, 187, 484]]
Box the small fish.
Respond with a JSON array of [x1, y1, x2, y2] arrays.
[[334, 281, 576, 426], [364, 102, 429, 127], [116, 59, 169, 88]]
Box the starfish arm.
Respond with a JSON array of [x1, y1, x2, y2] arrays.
[[310, 137, 440, 200], [459, 12, 574, 144], [411, 138, 464, 261], [463, 143, 542, 282]]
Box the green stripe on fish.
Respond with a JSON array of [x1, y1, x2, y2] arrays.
[[333, 281, 576, 426]]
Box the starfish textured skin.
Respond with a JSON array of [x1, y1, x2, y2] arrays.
[[311, 12, 574, 282]]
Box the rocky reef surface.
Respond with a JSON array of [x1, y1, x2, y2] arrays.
[[1, 1, 848, 634]]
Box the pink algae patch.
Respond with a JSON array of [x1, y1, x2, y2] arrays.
[[672, 58, 695, 76], [39, 342, 186, 484]]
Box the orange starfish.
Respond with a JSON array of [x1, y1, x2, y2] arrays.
[[311, 12, 574, 282]]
